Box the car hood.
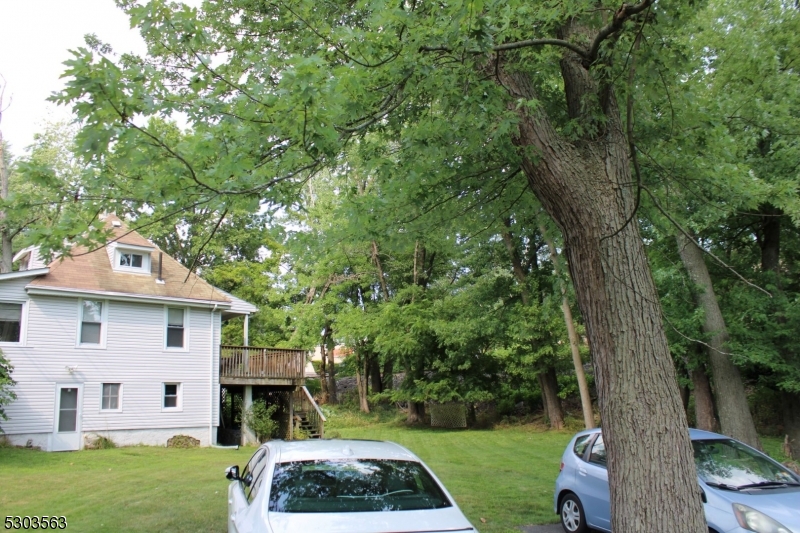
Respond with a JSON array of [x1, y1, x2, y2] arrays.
[[710, 486, 800, 530], [268, 507, 477, 533]]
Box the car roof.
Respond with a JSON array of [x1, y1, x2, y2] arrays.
[[688, 428, 728, 440], [570, 427, 728, 441], [267, 439, 421, 463]]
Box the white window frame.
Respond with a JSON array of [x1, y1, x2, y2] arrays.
[[162, 382, 182, 411], [0, 300, 26, 346], [164, 307, 189, 351], [76, 299, 108, 349], [100, 383, 122, 412], [112, 244, 152, 274]]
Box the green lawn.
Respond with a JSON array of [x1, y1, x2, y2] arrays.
[[0, 410, 790, 533]]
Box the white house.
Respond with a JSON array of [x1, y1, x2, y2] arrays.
[[0, 214, 261, 451]]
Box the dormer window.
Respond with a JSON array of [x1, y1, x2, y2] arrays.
[[111, 244, 152, 274], [119, 253, 143, 268]]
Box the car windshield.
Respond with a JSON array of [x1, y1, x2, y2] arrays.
[[268, 459, 453, 513], [693, 439, 798, 489]]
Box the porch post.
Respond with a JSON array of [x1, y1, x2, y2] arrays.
[[243, 314, 249, 346], [288, 389, 294, 441], [241, 385, 255, 445]]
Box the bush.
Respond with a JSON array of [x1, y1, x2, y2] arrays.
[[0, 348, 17, 432], [85, 434, 117, 449], [244, 402, 279, 443]]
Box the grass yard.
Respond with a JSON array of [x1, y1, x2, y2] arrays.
[[0, 408, 791, 533]]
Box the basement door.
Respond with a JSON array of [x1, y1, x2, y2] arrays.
[[52, 384, 82, 451]]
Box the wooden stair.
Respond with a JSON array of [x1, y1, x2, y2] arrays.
[[295, 411, 322, 439]]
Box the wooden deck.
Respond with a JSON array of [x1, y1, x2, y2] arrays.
[[219, 345, 306, 385]]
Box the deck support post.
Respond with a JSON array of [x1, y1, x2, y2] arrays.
[[288, 389, 294, 441], [241, 385, 256, 445], [243, 315, 249, 346]]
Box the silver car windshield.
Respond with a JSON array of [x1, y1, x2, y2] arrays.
[[693, 439, 798, 489], [268, 459, 453, 513]]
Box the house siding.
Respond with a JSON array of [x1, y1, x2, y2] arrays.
[[1, 291, 222, 449]]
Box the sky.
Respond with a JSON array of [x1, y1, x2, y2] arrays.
[[0, 0, 147, 155]]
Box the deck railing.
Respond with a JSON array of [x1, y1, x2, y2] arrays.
[[220, 345, 306, 380]]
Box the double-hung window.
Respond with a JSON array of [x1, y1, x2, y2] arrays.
[[166, 308, 185, 348], [0, 303, 22, 343], [101, 383, 121, 411], [80, 300, 104, 345], [163, 383, 181, 410]]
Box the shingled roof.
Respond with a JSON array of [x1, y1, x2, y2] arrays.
[[28, 214, 232, 304]]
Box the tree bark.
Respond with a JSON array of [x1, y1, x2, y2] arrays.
[[538, 366, 564, 429], [369, 355, 383, 394], [494, 47, 706, 530], [691, 364, 718, 433], [677, 234, 761, 449]]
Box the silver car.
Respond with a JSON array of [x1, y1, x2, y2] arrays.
[[225, 439, 478, 533]]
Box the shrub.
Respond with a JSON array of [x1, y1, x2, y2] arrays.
[[243, 402, 279, 443], [166, 435, 200, 448], [85, 434, 117, 449], [0, 349, 17, 432]]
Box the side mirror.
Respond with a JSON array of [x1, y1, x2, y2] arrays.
[[226, 465, 240, 481], [700, 487, 707, 503]]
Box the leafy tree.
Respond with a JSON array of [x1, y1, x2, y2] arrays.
[[47, 0, 759, 526]]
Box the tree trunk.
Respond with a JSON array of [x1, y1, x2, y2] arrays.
[[782, 392, 800, 460], [355, 351, 370, 413], [318, 344, 329, 403], [757, 206, 800, 459], [677, 234, 761, 449], [326, 357, 338, 405], [691, 364, 718, 433], [407, 401, 424, 425], [382, 357, 394, 390], [369, 355, 383, 394], [495, 50, 706, 530], [542, 230, 594, 428], [0, 117, 12, 273], [538, 366, 564, 429]]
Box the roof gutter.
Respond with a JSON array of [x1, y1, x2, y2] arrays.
[[25, 285, 233, 309]]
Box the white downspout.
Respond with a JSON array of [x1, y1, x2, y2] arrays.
[[210, 305, 217, 446]]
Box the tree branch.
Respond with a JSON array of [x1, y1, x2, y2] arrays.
[[586, 0, 655, 64]]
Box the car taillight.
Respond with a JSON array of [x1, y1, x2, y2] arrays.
[[560, 462, 564, 472]]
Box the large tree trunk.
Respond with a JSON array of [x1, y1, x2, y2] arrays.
[[355, 352, 370, 413], [495, 50, 706, 530], [538, 366, 564, 429], [691, 364, 718, 433], [677, 234, 761, 449]]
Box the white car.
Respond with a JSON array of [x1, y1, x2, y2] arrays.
[[225, 439, 478, 533]]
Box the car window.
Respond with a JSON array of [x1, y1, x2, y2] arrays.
[[243, 449, 267, 502], [573, 435, 593, 459], [693, 439, 799, 488], [589, 435, 607, 467], [268, 459, 453, 513], [248, 449, 270, 502]]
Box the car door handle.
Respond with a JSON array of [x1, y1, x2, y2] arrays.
[[578, 467, 587, 476]]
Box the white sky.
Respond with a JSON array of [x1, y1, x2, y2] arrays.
[[0, 0, 200, 157]]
